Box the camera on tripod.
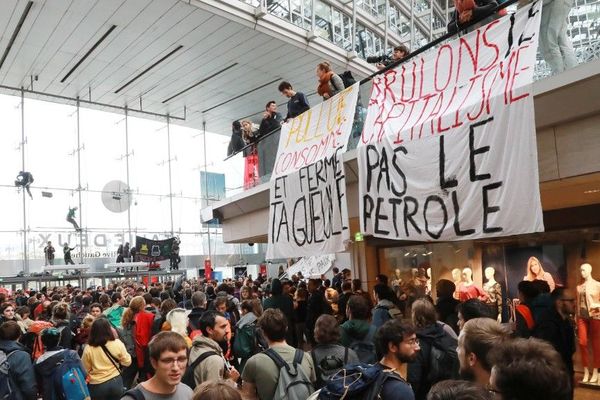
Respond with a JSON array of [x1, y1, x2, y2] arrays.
[[366, 54, 392, 65]]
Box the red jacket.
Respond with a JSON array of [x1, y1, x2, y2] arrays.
[[134, 311, 155, 368]]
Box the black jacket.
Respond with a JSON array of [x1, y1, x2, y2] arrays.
[[188, 307, 205, 331], [447, 0, 498, 34], [408, 323, 458, 400], [533, 309, 575, 373], [257, 112, 282, 138], [0, 340, 37, 400], [435, 296, 460, 334], [227, 128, 245, 156]]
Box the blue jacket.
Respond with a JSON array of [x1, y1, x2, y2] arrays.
[[0, 340, 37, 400]]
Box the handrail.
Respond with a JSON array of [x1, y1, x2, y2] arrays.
[[224, 0, 523, 161]]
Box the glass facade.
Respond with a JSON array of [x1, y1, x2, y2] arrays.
[[239, 0, 600, 69], [0, 93, 258, 275]]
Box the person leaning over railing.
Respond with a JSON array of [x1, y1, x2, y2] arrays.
[[447, 0, 499, 34], [316, 61, 344, 100], [278, 81, 310, 122]]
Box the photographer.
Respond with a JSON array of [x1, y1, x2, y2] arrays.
[[372, 44, 410, 70]]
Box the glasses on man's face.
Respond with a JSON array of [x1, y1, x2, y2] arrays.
[[403, 338, 419, 346], [158, 356, 188, 366]]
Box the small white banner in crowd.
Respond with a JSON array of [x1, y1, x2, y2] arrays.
[[358, 2, 544, 241], [286, 254, 336, 278], [266, 84, 359, 259]]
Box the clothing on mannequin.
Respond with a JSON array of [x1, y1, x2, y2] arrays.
[[577, 263, 600, 383], [457, 267, 488, 302], [483, 266, 503, 322]]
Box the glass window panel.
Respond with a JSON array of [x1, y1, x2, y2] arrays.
[[24, 98, 77, 191], [0, 94, 22, 188], [128, 116, 169, 196], [80, 107, 125, 193]]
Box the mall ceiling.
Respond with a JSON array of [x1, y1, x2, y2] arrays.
[[0, 0, 371, 135]]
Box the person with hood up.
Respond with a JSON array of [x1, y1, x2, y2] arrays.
[[408, 299, 458, 400], [188, 311, 240, 389], [263, 278, 295, 346], [0, 321, 37, 400], [340, 295, 378, 364]]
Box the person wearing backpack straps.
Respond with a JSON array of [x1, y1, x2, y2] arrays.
[[185, 311, 239, 390], [372, 284, 403, 330], [35, 327, 90, 400], [241, 309, 316, 400], [340, 295, 378, 364], [316, 61, 344, 100], [311, 315, 359, 389], [82, 317, 132, 399], [121, 332, 193, 400], [0, 321, 37, 400], [407, 299, 459, 400]]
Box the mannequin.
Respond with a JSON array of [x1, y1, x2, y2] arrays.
[[391, 268, 404, 299], [483, 267, 503, 322], [426, 267, 432, 296], [577, 263, 600, 383], [457, 267, 488, 302], [523, 256, 556, 291], [452, 268, 462, 300]]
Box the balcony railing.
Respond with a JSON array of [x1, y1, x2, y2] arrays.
[[222, 0, 600, 198]]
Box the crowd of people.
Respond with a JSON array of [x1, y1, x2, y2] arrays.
[[0, 265, 577, 400]]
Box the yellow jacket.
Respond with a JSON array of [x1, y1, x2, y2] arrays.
[[82, 339, 132, 384]]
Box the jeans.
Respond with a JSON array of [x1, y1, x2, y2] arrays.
[[88, 375, 123, 400], [539, 0, 578, 74]]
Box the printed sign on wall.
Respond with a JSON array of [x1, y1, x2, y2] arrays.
[[358, 2, 544, 241]]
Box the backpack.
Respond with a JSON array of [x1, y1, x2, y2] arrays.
[[263, 348, 314, 400], [318, 363, 406, 400], [117, 321, 136, 356], [21, 320, 53, 360], [338, 71, 356, 89], [233, 322, 267, 360], [0, 349, 17, 400], [348, 325, 378, 364], [426, 336, 460, 383], [38, 349, 90, 400], [180, 350, 219, 390], [311, 346, 349, 389], [121, 388, 145, 400]]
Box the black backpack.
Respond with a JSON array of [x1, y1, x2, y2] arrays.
[[180, 350, 219, 390], [338, 71, 356, 88], [426, 336, 459, 383]]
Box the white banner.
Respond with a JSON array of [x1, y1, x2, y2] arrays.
[[358, 2, 544, 241], [286, 254, 336, 278], [271, 83, 360, 179], [267, 148, 349, 259]]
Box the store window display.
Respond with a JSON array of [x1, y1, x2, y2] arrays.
[[452, 268, 462, 300], [483, 267, 503, 323], [457, 267, 488, 302], [523, 256, 556, 292], [577, 262, 600, 383]]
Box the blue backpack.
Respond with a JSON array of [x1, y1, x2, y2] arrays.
[[318, 363, 404, 400], [38, 350, 90, 400]]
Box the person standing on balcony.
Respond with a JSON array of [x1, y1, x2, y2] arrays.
[[227, 120, 245, 157], [376, 44, 411, 70], [316, 61, 344, 100], [539, 0, 578, 74], [257, 101, 282, 182], [447, 0, 498, 34], [241, 120, 259, 189], [278, 81, 310, 122]]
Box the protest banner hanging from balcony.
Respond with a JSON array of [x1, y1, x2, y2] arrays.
[[267, 84, 359, 259], [358, 2, 544, 242]]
